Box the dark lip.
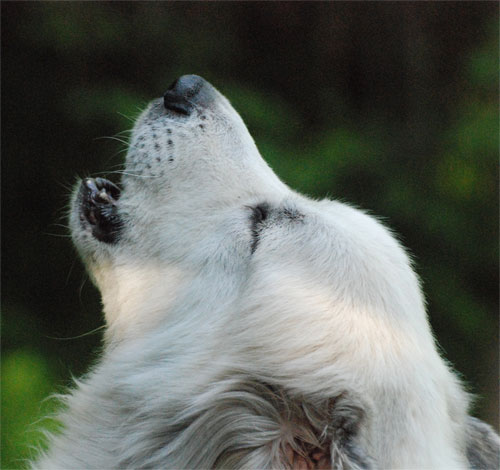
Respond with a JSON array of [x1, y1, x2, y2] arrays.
[[79, 177, 123, 244]]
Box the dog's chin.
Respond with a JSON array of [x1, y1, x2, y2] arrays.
[[75, 177, 123, 245]]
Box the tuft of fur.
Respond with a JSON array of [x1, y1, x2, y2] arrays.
[[465, 417, 500, 470], [33, 77, 499, 469]]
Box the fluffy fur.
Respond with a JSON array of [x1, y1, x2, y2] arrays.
[[33, 76, 499, 469]]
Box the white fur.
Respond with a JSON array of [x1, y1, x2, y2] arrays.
[[33, 79, 497, 469]]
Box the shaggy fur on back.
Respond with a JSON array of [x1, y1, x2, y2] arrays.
[[33, 75, 499, 469]]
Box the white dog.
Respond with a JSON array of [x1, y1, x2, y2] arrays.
[[34, 75, 499, 469]]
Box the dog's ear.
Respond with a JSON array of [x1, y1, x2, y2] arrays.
[[157, 379, 375, 470], [282, 395, 375, 470], [466, 416, 500, 469]]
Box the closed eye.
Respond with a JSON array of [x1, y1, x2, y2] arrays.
[[249, 203, 269, 253]]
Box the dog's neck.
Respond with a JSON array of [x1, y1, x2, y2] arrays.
[[91, 260, 187, 343]]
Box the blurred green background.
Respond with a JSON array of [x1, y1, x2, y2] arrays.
[[2, 2, 498, 468]]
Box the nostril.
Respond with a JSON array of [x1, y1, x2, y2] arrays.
[[163, 75, 207, 115], [163, 91, 192, 115]]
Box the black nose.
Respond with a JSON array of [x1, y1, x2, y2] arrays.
[[163, 75, 208, 115]]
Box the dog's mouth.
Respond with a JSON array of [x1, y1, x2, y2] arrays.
[[78, 177, 123, 244]]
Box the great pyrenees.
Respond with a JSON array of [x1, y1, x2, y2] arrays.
[[34, 75, 499, 469]]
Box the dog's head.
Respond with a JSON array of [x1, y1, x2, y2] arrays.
[[63, 76, 493, 469], [70, 75, 427, 356]]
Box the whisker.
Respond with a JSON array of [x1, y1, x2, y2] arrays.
[[107, 170, 161, 179], [55, 211, 71, 222], [44, 232, 72, 238], [86, 169, 159, 179], [65, 256, 77, 286], [56, 180, 75, 193], [46, 325, 106, 341], [94, 136, 130, 146], [107, 163, 127, 169], [116, 112, 136, 124], [103, 147, 131, 167], [78, 275, 88, 309], [49, 223, 71, 230]]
